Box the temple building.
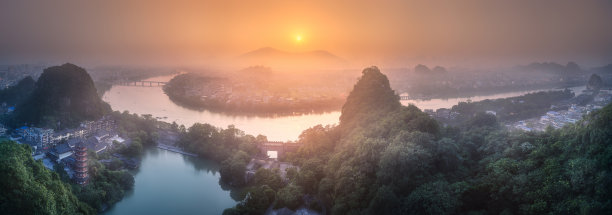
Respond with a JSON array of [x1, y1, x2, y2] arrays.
[[74, 140, 89, 186]]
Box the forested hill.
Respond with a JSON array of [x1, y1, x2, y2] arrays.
[[12, 63, 111, 128], [0, 141, 94, 214], [339, 66, 402, 134], [272, 66, 612, 214]]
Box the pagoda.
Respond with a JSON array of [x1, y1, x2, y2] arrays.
[[74, 140, 89, 185]]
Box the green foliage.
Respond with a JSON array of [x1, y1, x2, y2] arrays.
[[223, 185, 276, 215], [178, 123, 262, 187], [466, 112, 498, 129], [216, 67, 611, 214], [0, 141, 94, 214], [275, 185, 304, 210], [267, 67, 612, 215], [339, 66, 401, 134], [404, 180, 463, 215], [74, 158, 134, 212], [220, 151, 250, 186], [12, 63, 111, 128], [123, 139, 143, 156], [252, 168, 283, 191], [178, 123, 255, 161], [112, 111, 159, 147]]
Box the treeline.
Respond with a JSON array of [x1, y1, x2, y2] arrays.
[[174, 123, 263, 186], [223, 66, 612, 214]]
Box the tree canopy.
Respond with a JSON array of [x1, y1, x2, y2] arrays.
[[0, 141, 93, 214]]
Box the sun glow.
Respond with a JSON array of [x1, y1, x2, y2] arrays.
[[296, 35, 302, 42]]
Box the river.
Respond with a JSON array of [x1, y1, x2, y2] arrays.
[[399, 86, 585, 110], [102, 75, 340, 141], [104, 148, 236, 215], [103, 75, 583, 141], [101, 74, 584, 214]]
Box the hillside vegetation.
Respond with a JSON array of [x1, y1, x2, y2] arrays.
[[12, 63, 111, 128], [225, 66, 612, 214], [0, 142, 94, 214]]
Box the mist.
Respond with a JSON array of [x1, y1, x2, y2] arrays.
[[1, 0, 611, 68]]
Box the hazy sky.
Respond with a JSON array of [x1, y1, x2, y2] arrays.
[[1, 0, 611, 67]]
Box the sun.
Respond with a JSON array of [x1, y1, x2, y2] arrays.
[[296, 35, 302, 42]]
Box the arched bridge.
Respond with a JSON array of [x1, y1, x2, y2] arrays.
[[117, 80, 168, 87], [258, 141, 300, 159]]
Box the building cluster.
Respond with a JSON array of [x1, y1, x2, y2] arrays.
[[7, 116, 126, 185], [508, 90, 612, 131], [424, 108, 460, 121], [181, 80, 343, 107], [404, 70, 587, 99], [0, 64, 45, 89], [11, 115, 117, 152]]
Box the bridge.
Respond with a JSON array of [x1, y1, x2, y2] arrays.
[[117, 80, 168, 87], [258, 141, 300, 159], [399, 96, 411, 100]]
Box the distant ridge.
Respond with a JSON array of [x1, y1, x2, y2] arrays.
[[236, 47, 348, 70]]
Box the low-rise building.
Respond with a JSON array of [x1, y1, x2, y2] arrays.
[[49, 143, 73, 162]]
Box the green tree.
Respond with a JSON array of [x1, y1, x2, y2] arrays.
[[0, 141, 94, 214]]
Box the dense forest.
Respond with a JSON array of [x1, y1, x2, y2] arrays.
[[0, 141, 95, 214], [222, 66, 612, 214], [173, 122, 262, 186], [11, 63, 111, 129]]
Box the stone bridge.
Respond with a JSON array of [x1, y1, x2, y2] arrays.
[[258, 141, 300, 159], [117, 80, 167, 87]]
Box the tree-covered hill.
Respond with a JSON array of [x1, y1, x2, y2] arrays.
[[12, 63, 111, 128], [0, 141, 94, 214], [227, 66, 612, 214]]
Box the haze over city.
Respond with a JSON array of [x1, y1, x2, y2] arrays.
[[1, 0, 612, 68], [1, 1, 612, 215]]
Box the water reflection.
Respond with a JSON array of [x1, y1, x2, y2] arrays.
[[104, 148, 237, 215], [102, 75, 340, 141], [400, 86, 585, 110]]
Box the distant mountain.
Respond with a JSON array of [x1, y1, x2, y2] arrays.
[[13, 63, 111, 128], [236, 47, 348, 70]]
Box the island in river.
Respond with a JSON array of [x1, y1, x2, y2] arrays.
[[163, 70, 347, 115]]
